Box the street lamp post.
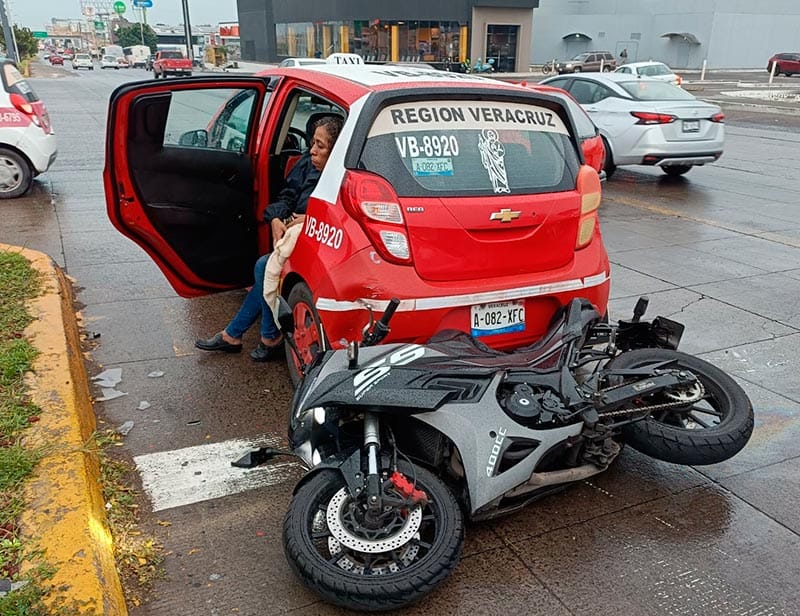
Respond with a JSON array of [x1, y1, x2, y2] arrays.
[[181, 0, 193, 63]]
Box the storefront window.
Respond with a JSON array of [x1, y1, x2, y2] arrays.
[[275, 19, 464, 65]]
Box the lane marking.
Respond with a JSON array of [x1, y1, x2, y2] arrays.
[[134, 435, 301, 512]]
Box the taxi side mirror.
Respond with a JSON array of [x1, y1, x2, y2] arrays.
[[178, 129, 208, 147]]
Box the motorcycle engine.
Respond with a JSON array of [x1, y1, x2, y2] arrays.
[[501, 383, 569, 426]]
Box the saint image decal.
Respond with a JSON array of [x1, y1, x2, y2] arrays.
[[478, 129, 510, 194]]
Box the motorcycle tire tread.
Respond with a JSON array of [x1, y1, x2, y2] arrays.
[[609, 349, 754, 466], [283, 466, 464, 611]]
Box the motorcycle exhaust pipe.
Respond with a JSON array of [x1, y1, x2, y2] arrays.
[[505, 464, 604, 499]]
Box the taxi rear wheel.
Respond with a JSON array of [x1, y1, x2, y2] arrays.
[[0, 148, 33, 199], [287, 282, 327, 386]]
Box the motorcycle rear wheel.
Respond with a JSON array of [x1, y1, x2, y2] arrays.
[[608, 349, 753, 465], [283, 463, 464, 611]]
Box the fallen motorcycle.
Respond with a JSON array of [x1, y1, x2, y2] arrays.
[[258, 296, 753, 611]]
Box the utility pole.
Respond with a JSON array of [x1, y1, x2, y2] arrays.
[[0, 0, 18, 63], [181, 0, 193, 62]]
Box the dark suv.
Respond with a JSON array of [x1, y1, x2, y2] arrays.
[[558, 51, 616, 74], [767, 52, 800, 76]]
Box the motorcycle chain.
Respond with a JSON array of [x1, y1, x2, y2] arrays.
[[594, 379, 706, 419]]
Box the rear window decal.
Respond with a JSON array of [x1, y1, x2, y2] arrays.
[[370, 101, 568, 137], [478, 129, 510, 194], [411, 158, 454, 177]]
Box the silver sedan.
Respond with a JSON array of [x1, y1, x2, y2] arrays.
[[541, 72, 724, 177]]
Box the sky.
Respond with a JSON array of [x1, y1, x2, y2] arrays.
[[9, 0, 239, 30]]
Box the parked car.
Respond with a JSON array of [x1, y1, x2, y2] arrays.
[[278, 57, 328, 68], [520, 82, 605, 174], [103, 63, 610, 378], [49, 54, 64, 66], [100, 55, 120, 70], [615, 61, 682, 87], [556, 51, 615, 74], [541, 72, 724, 178], [766, 52, 800, 76], [72, 53, 94, 70], [0, 60, 57, 198]]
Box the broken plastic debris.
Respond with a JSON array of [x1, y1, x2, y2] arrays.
[[85, 331, 101, 340], [137, 401, 152, 411], [0, 579, 29, 596], [117, 420, 135, 436], [96, 388, 128, 402], [209, 573, 222, 581], [147, 370, 165, 378], [92, 367, 122, 388]]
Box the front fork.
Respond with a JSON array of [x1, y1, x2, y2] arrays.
[[364, 413, 384, 515]]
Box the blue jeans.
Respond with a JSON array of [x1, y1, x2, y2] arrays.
[[224, 254, 280, 340]]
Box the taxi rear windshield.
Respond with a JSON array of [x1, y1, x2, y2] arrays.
[[361, 100, 579, 196], [1, 63, 39, 102]]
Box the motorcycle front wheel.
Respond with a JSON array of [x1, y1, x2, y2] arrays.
[[283, 463, 464, 611], [608, 349, 753, 465]]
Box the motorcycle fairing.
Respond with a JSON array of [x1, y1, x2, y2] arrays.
[[411, 372, 584, 516]]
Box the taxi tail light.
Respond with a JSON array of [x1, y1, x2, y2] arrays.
[[576, 165, 602, 249], [630, 111, 677, 125], [710, 112, 725, 123], [9, 93, 50, 134], [342, 171, 412, 265]]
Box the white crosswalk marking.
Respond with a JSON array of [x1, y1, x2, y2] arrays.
[[134, 435, 301, 512]]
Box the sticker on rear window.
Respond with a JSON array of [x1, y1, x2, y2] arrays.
[[370, 101, 568, 137], [411, 158, 454, 176], [478, 129, 510, 194]]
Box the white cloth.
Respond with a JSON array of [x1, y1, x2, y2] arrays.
[[263, 224, 302, 327]]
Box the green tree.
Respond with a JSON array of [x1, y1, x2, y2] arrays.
[[115, 24, 159, 54], [0, 26, 39, 60]]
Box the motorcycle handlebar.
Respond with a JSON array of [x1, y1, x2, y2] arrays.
[[378, 298, 400, 328], [362, 298, 400, 347]]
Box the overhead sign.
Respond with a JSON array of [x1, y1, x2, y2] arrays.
[[113, 1, 126, 14], [133, 0, 153, 7], [94, 20, 106, 31], [32, 31, 48, 39]]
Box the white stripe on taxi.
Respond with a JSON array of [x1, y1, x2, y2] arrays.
[[316, 271, 610, 313]]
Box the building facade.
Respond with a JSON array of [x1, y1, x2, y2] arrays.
[[236, 0, 538, 71], [531, 0, 800, 69]]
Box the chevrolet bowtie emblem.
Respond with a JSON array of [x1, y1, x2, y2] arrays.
[[489, 208, 522, 223]]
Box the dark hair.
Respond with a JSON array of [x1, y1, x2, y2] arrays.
[[313, 115, 344, 146]]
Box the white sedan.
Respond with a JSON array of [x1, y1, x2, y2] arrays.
[[541, 72, 724, 178], [278, 57, 327, 68], [100, 55, 120, 70], [615, 61, 682, 87]]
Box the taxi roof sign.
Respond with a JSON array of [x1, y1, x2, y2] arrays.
[[327, 53, 364, 65]]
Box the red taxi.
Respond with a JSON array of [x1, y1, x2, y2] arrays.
[[104, 65, 609, 378]]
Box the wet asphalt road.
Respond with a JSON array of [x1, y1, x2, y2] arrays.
[[3, 61, 800, 615]]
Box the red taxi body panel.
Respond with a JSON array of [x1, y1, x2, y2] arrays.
[[104, 66, 610, 352]]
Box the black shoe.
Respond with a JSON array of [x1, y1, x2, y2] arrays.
[[195, 332, 242, 353], [250, 337, 284, 362]]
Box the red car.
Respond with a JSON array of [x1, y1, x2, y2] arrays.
[[767, 52, 800, 76], [49, 55, 64, 66], [104, 64, 609, 379]]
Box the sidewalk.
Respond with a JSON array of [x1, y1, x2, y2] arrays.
[[5, 244, 126, 615]]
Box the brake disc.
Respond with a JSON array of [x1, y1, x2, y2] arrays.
[[325, 487, 423, 554]]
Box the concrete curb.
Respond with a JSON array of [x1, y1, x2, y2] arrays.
[[3, 244, 127, 615]]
